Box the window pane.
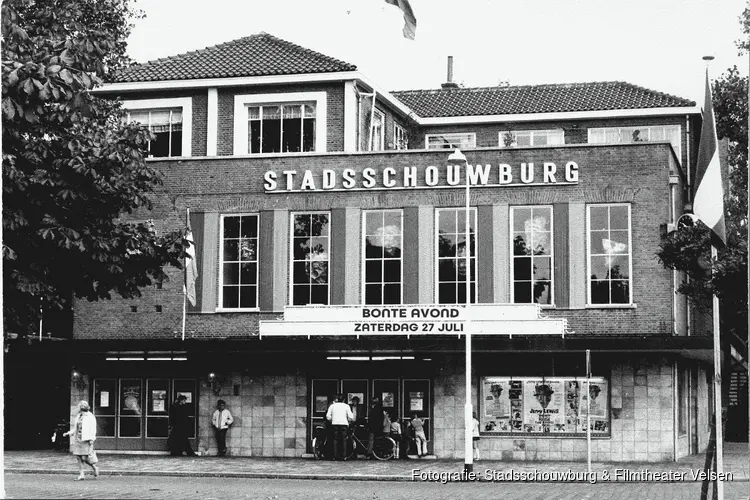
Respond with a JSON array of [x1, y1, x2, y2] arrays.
[[589, 208, 608, 231], [239, 286, 257, 308], [365, 238, 383, 258], [610, 206, 629, 230], [224, 217, 240, 238], [239, 262, 257, 284], [365, 284, 382, 305], [293, 262, 309, 284], [438, 234, 457, 257], [383, 260, 400, 283], [310, 285, 328, 304], [308, 261, 328, 284], [292, 285, 310, 305], [170, 130, 182, 156], [365, 260, 382, 283], [119, 417, 141, 438], [283, 117, 302, 152], [222, 287, 239, 308], [311, 214, 329, 236], [590, 281, 609, 304], [438, 260, 457, 282], [293, 214, 311, 236], [514, 257, 532, 281], [240, 216, 258, 237], [223, 263, 239, 285], [249, 121, 261, 154], [533, 257, 551, 280], [223, 240, 239, 262], [514, 282, 531, 303], [383, 284, 401, 304], [534, 280, 551, 304], [590, 256, 609, 280], [609, 255, 629, 279], [302, 118, 315, 152], [439, 282, 457, 304]]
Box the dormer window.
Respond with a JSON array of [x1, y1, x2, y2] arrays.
[[122, 97, 192, 158], [233, 92, 327, 155], [248, 104, 316, 154]]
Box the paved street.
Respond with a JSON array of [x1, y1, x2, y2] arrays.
[[5, 473, 750, 500]]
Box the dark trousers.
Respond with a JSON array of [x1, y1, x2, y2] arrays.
[[332, 425, 348, 460], [170, 429, 196, 456], [215, 428, 228, 456]]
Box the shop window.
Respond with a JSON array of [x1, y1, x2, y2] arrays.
[[393, 123, 408, 150], [587, 204, 632, 305], [511, 206, 553, 305], [435, 208, 476, 304], [123, 97, 192, 157], [500, 129, 564, 148], [588, 125, 681, 159], [219, 214, 259, 310], [425, 133, 476, 150], [247, 103, 316, 153], [363, 210, 403, 305], [291, 212, 330, 305], [480, 376, 610, 436]]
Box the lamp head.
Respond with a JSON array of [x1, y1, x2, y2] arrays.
[[447, 148, 467, 164], [208, 372, 217, 383]]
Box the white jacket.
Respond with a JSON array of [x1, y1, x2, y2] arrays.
[[76, 412, 97, 442], [212, 408, 234, 430]]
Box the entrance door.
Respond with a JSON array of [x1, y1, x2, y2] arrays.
[[93, 377, 196, 451]]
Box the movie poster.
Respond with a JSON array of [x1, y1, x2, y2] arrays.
[[481, 378, 511, 432], [509, 380, 523, 432], [565, 380, 581, 431], [523, 380, 564, 433], [579, 379, 609, 433]]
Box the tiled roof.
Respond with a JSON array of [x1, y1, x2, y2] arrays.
[[391, 82, 696, 117], [113, 33, 357, 83]]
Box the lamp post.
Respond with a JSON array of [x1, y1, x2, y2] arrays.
[[448, 148, 473, 473]]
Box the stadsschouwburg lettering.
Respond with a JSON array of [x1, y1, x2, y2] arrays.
[[263, 161, 580, 192]]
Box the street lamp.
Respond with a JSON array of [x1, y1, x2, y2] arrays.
[[448, 148, 474, 473]]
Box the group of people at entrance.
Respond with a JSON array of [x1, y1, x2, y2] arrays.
[[325, 394, 428, 460]]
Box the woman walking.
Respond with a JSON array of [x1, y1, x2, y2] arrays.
[[64, 400, 99, 480]]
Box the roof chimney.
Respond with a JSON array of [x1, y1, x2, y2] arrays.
[[441, 56, 459, 89]]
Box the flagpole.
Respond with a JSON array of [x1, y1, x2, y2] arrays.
[[711, 244, 724, 500], [182, 208, 189, 342]]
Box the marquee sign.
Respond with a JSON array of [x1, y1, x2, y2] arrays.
[[263, 161, 580, 193], [258, 304, 568, 338]]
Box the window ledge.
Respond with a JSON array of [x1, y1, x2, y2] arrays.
[[215, 308, 261, 313], [585, 304, 637, 310]]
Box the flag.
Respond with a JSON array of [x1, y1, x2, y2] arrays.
[[185, 227, 198, 307], [385, 0, 416, 40], [692, 70, 726, 247]]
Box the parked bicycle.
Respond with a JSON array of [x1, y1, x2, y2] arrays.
[[313, 423, 395, 460]]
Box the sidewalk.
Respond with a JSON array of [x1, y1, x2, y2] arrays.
[[5, 443, 748, 483]]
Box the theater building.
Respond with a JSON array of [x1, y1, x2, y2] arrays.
[[70, 33, 716, 461]]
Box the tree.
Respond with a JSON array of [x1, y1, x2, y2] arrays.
[[657, 9, 748, 344], [2, 0, 188, 339]]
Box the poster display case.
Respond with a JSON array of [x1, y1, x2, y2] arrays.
[[480, 376, 609, 436]]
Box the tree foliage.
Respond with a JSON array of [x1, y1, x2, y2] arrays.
[[657, 8, 748, 340], [2, 0, 188, 337]]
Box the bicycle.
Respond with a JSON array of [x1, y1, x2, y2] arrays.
[[313, 423, 396, 460], [345, 424, 396, 460]]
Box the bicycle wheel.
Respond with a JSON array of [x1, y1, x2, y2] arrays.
[[313, 437, 325, 460], [344, 436, 357, 460], [372, 435, 396, 460]]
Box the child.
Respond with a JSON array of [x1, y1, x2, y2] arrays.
[[389, 414, 402, 459], [410, 413, 427, 457], [472, 411, 480, 460]]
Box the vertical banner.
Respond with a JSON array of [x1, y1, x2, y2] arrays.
[[580, 379, 609, 433], [481, 378, 511, 431]]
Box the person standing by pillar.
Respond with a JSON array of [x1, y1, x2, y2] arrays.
[[212, 399, 234, 457], [366, 397, 384, 459]]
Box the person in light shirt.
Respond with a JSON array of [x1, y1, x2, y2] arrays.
[[326, 394, 354, 461], [212, 400, 234, 457]]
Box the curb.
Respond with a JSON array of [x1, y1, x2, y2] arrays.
[[7, 468, 748, 483]]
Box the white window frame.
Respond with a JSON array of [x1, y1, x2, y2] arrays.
[[586, 203, 633, 306], [499, 129, 565, 148], [122, 97, 192, 157], [393, 123, 408, 150], [289, 211, 331, 306], [587, 125, 681, 159], [217, 213, 260, 312], [425, 132, 476, 150], [510, 206, 554, 306], [434, 207, 478, 304], [361, 209, 404, 305], [369, 108, 385, 151], [233, 92, 327, 155]]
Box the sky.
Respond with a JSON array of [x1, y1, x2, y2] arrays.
[[125, 0, 748, 104]]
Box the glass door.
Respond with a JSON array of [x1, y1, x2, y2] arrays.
[[118, 378, 144, 450], [309, 379, 337, 452]]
